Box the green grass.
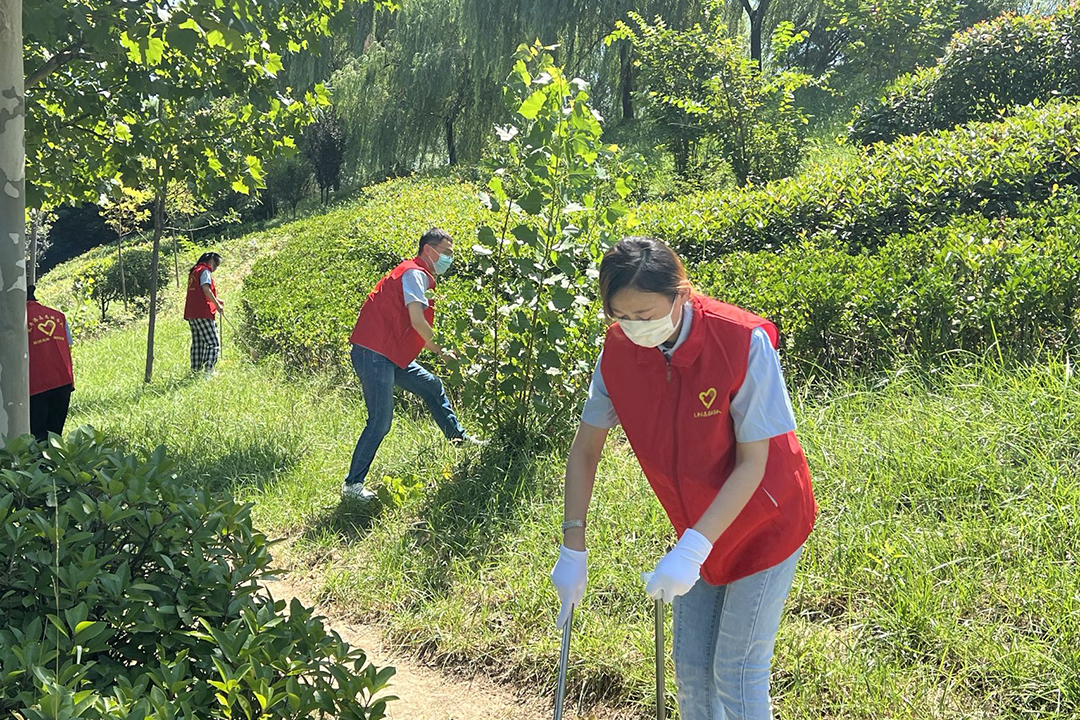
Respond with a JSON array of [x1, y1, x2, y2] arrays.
[[57, 238, 1080, 717]]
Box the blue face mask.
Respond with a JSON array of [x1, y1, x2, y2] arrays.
[[433, 252, 453, 275]]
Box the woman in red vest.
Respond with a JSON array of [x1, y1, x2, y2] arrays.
[[26, 285, 75, 441], [550, 237, 816, 720], [184, 252, 224, 376]]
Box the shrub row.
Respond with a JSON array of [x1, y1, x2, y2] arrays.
[[241, 175, 484, 370], [694, 193, 1080, 377], [245, 190, 1080, 395], [849, 6, 1080, 146], [634, 101, 1080, 259]]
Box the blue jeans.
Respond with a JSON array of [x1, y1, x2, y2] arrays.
[[345, 344, 465, 487], [672, 546, 803, 720]]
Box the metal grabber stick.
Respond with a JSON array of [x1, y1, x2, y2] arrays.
[[654, 599, 666, 720], [554, 608, 572, 720], [218, 310, 239, 357]]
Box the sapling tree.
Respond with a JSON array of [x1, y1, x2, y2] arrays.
[[101, 183, 152, 308], [447, 42, 639, 441]]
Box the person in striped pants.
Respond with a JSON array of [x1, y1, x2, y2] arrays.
[[184, 252, 224, 376]]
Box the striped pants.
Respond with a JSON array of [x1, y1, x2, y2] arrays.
[[188, 317, 220, 373]]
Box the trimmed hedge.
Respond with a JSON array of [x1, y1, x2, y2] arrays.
[[241, 175, 484, 371], [694, 193, 1080, 377], [635, 101, 1080, 259], [850, 6, 1080, 145], [244, 183, 1080, 391]]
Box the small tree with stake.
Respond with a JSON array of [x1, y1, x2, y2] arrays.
[[101, 182, 152, 309]]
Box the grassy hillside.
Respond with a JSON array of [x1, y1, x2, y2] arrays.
[[43, 202, 1080, 717], [35, 91, 1080, 719]]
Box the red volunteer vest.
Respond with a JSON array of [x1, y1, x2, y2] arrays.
[[349, 258, 437, 368], [184, 263, 217, 319], [600, 295, 817, 586], [27, 301, 75, 396]]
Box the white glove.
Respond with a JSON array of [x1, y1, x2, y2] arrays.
[[643, 529, 713, 603], [550, 545, 588, 628]]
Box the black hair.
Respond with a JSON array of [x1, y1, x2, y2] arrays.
[[418, 227, 452, 256], [193, 252, 222, 272], [598, 237, 692, 316], [26, 284, 37, 301]]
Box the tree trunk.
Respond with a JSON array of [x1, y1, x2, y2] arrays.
[[749, 17, 763, 65], [27, 208, 40, 285], [117, 238, 127, 309], [172, 233, 180, 288], [619, 41, 634, 122], [144, 190, 165, 384], [0, 0, 29, 440], [673, 137, 691, 179], [742, 0, 770, 67], [445, 115, 457, 166]]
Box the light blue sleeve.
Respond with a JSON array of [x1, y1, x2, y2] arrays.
[[199, 269, 212, 287], [401, 269, 429, 307], [729, 327, 797, 443], [580, 351, 620, 429], [65, 321, 73, 346]]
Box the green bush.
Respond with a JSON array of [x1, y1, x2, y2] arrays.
[[0, 428, 394, 719], [694, 193, 1080, 377], [636, 100, 1080, 259], [73, 246, 156, 321], [849, 6, 1080, 145], [610, 12, 813, 185], [241, 174, 484, 371]]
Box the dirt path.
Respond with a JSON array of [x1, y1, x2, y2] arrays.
[[262, 576, 630, 720]]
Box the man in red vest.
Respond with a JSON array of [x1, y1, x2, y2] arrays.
[[343, 228, 480, 501], [26, 285, 75, 442], [184, 252, 224, 376]]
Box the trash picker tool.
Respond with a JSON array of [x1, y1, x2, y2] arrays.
[[553, 609, 572, 720]]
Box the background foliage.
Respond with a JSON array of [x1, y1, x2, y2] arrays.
[[850, 4, 1080, 145]]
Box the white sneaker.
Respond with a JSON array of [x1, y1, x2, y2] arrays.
[[341, 482, 377, 502], [451, 433, 489, 447]]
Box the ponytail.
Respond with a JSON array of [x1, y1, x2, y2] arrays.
[[192, 252, 222, 273]]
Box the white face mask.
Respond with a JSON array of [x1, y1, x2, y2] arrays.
[[619, 297, 682, 348]]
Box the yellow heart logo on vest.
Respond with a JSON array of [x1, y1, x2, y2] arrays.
[[37, 319, 57, 337], [699, 387, 717, 409]]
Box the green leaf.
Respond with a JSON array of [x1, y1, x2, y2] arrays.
[[518, 90, 547, 120], [518, 190, 544, 215], [119, 31, 142, 63], [145, 36, 165, 66]]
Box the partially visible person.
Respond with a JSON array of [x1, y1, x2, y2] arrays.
[[344, 227, 481, 502], [26, 285, 74, 442], [184, 252, 224, 376]]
